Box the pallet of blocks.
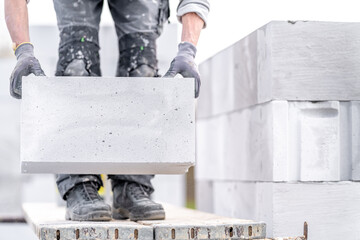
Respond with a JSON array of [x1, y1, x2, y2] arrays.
[[195, 21, 360, 239]]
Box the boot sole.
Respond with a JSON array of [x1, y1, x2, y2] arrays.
[[112, 208, 165, 221], [66, 210, 112, 221]]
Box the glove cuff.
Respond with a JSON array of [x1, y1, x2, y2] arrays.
[[14, 43, 34, 60], [178, 41, 197, 58]]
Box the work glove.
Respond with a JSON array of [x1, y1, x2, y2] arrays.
[[164, 42, 201, 98], [10, 43, 45, 99]]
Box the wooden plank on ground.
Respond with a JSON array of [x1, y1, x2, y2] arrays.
[[139, 205, 266, 239], [22, 203, 153, 240], [23, 203, 266, 240]]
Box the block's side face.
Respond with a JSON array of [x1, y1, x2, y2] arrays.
[[195, 180, 214, 213], [21, 77, 194, 174], [197, 24, 271, 119], [211, 181, 270, 238], [257, 22, 273, 104], [196, 102, 275, 182], [297, 101, 342, 181], [270, 21, 360, 100], [195, 119, 223, 181], [151, 175, 186, 207], [272, 182, 360, 239], [271, 101, 289, 181], [196, 100, 356, 182], [213, 181, 258, 220], [339, 102, 353, 180], [352, 101, 360, 180]]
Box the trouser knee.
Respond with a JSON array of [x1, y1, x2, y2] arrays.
[[116, 32, 158, 77], [56, 26, 101, 77]]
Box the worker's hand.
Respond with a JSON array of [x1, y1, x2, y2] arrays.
[[164, 42, 201, 98], [10, 43, 45, 99]]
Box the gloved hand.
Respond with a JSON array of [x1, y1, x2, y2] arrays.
[[164, 42, 201, 98], [10, 43, 45, 99]]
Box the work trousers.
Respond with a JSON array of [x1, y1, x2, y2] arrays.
[[53, 0, 169, 199]]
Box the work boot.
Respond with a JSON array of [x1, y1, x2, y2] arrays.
[[65, 182, 112, 221], [112, 181, 165, 221]]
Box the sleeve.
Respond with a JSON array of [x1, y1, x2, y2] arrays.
[[177, 0, 210, 28]]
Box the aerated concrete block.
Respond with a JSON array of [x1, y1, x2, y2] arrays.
[[198, 21, 360, 118], [196, 100, 359, 182], [21, 76, 195, 174], [151, 175, 186, 207], [195, 180, 214, 213], [211, 181, 360, 239]]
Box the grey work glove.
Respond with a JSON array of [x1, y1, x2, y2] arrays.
[[164, 42, 201, 98], [10, 43, 45, 99]]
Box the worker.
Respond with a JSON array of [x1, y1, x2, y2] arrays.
[[5, 0, 209, 221]]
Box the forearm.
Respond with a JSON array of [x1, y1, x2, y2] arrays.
[[181, 12, 204, 46], [5, 0, 30, 48]]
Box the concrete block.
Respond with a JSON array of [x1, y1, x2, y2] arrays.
[[198, 21, 360, 119], [151, 175, 186, 207], [211, 181, 360, 239], [351, 101, 360, 180], [195, 180, 214, 213], [196, 100, 359, 182], [21, 76, 195, 174]]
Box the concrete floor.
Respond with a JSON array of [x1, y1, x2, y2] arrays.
[[0, 223, 37, 239]]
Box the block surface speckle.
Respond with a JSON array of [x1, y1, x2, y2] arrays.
[[21, 77, 195, 174]]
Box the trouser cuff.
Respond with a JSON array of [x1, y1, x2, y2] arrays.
[[57, 174, 103, 200], [108, 175, 154, 194]]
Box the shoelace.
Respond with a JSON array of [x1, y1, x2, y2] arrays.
[[81, 182, 101, 203], [122, 182, 149, 201]]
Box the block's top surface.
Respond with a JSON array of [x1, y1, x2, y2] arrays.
[[197, 21, 360, 118], [21, 77, 195, 174], [22, 76, 194, 99]]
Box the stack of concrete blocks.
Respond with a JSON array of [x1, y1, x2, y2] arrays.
[[195, 21, 360, 239], [0, 22, 185, 220]]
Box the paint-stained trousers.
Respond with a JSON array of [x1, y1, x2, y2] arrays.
[[53, 0, 170, 200]]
